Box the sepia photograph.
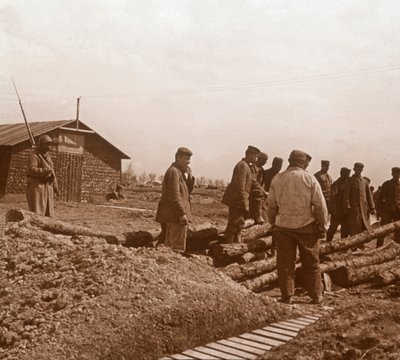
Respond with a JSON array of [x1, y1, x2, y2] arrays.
[[0, 1, 399, 359]]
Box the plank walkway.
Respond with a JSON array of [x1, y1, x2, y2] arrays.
[[160, 314, 323, 359]]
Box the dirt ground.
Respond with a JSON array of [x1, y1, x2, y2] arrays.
[[0, 187, 399, 360]]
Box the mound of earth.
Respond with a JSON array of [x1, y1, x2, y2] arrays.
[[0, 222, 300, 360]]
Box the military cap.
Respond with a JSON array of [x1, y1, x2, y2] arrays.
[[392, 167, 400, 173], [305, 153, 312, 161], [340, 167, 351, 174], [38, 134, 54, 145], [289, 149, 307, 162], [246, 145, 261, 154], [354, 162, 364, 168], [272, 157, 283, 165], [321, 160, 330, 165], [258, 152, 269, 161], [176, 147, 193, 157]]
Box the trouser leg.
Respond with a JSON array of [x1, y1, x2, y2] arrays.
[[224, 207, 245, 243], [276, 230, 297, 299], [326, 214, 340, 242], [297, 232, 322, 300], [376, 213, 392, 248]]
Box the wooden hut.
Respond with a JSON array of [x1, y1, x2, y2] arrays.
[[0, 120, 130, 201]]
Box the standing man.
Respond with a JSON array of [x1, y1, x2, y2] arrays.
[[326, 167, 351, 241], [263, 157, 283, 193], [250, 151, 269, 224], [314, 160, 333, 211], [376, 167, 400, 247], [343, 162, 375, 237], [268, 150, 328, 304], [155, 147, 195, 253], [222, 146, 260, 243], [262, 156, 283, 255], [26, 134, 58, 217]]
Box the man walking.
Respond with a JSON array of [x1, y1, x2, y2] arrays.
[[343, 162, 375, 237], [155, 147, 195, 253], [26, 134, 58, 217], [222, 146, 260, 243], [326, 167, 351, 241], [267, 150, 328, 304], [314, 160, 333, 210], [376, 167, 400, 247]]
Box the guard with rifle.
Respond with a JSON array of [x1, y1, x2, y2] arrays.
[[26, 134, 58, 217]]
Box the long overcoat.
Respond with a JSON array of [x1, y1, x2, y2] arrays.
[[378, 179, 400, 215], [26, 151, 57, 217], [222, 159, 253, 211], [155, 163, 193, 224], [343, 175, 375, 234]]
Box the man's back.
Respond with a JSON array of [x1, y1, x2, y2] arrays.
[[268, 167, 327, 229]]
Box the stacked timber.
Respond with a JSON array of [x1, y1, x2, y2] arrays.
[[219, 220, 400, 292]]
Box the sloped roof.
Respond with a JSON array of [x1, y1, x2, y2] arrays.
[[0, 120, 130, 159]]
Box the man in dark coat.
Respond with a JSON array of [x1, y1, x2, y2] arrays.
[[314, 160, 333, 211], [26, 134, 58, 217], [376, 167, 400, 247], [343, 162, 375, 236], [222, 145, 260, 243], [155, 147, 195, 253], [250, 151, 268, 224], [263, 157, 283, 193], [326, 167, 351, 241]]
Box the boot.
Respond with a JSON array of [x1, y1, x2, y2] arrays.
[[254, 201, 265, 225], [222, 231, 235, 244]]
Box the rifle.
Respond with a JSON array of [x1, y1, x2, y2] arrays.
[[12, 79, 56, 181]]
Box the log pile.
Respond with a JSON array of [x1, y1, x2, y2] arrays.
[[219, 220, 400, 292]]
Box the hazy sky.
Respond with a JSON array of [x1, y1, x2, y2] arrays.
[[1, 0, 399, 186]]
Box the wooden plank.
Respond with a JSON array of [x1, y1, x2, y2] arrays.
[[278, 321, 305, 329], [169, 354, 195, 360], [217, 339, 265, 356], [195, 346, 239, 360], [240, 333, 284, 347], [252, 329, 292, 341], [181, 349, 214, 360], [302, 315, 319, 321], [296, 317, 316, 324], [287, 319, 311, 326], [262, 326, 297, 337], [206, 343, 257, 359], [227, 337, 272, 351], [269, 323, 300, 332]]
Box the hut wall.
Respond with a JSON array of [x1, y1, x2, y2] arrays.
[[81, 135, 121, 201], [0, 147, 12, 195], [5, 141, 31, 194]]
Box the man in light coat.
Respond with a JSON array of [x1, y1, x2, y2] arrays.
[[26, 134, 58, 217], [222, 146, 260, 243], [155, 147, 194, 253], [268, 150, 328, 304]]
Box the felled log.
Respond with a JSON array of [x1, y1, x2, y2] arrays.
[[209, 237, 272, 266], [330, 258, 400, 287], [241, 223, 273, 243], [243, 270, 279, 291], [6, 208, 120, 244], [124, 230, 159, 247], [320, 220, 400, 255], [377, 268, 400, 285], [238, 251, 266, 264], [187, 223, 219, 240], [221, 256, 278, 281]]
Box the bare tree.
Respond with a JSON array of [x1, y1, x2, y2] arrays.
[[121, 162, 137, 185]]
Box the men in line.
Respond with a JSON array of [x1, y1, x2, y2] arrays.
[[250, 152, 269, 224], [314, 160, 333, 211], [326, 167, 351, 241], [155, 147, 195, 253], [267, 150, 328, 304], [343, 163, 375, 237], [26, 135, 58, 217], [222, 146, 260, 243], [376, 167, 400, 247]]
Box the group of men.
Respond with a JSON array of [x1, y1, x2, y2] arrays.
[[153, 145, 400, 305], [25, 139, 400, 304]]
